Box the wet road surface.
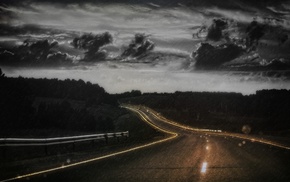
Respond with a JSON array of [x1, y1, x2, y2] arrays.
[[6, 105, 290, 182]]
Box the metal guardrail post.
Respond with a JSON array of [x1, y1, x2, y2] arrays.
[[113, 133, 116, 142], [91, 139, 95, 147], [2, 138, 7, 159], [45, 139, 48, 155], [120, 132, 124, 141], [0, 131, 129, 158], [124, 132, 129, 140], [105, 134, 108, 144], [115, 133, 120, 143]]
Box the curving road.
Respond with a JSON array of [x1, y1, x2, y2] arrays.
[[4, 105, 290, 182]]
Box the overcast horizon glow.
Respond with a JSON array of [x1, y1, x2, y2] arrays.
[[1, 2, 290, 94], [3, 63, 290, 95]]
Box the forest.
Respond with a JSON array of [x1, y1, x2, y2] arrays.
[[120, 90, 290, 136], [1, 67, 290, 138], [0, 68, 120, 137]]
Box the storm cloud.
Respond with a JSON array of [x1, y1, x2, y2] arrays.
[[1, 0, 290, 94]]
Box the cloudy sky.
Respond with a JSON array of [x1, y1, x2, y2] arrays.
[[1, 0, 290, 94]]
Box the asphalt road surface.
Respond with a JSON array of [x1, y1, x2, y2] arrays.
[[8, 105, 290, 182]]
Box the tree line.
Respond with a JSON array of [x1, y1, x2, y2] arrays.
[[121, 90, 290, 135], [0, 70, 117, 137]]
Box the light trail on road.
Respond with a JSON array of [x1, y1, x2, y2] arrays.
[[0, 135, 178, 182], [124, 106, 178, 136], [2, 104, 290, 182], [125, 104, 290, 150], [0, 106, 178, 182]]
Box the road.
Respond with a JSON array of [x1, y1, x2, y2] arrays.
[[3, 105, 290, 182]]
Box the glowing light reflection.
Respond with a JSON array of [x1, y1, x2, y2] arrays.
[[132, 105, 290, 150], [1, 106, 178, 182], [201, 162, 208, 173]]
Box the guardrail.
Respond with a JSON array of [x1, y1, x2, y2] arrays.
[[0, 131, 129, 158], [0, 131, 129, 147]]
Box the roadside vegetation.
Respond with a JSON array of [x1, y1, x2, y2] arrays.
[[0, 68, 160, 141], [120, 90, 290, 137], [1, 67, 290, 138]]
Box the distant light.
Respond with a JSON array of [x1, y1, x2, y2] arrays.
[[66, 158, 71, 164], [206, 146, 209, 150], [201, 162, 208, 173]]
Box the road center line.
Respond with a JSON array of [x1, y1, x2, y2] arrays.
[[138, 105, 290, 150]]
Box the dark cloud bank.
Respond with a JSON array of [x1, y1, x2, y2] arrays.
[[1, 20, 289, 72], [1, 0, 287, 7], [0, 0, 290, 76]]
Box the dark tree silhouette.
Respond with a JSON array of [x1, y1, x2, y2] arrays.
[[0, 76, 119, 136], [121, 90, 290, 135]]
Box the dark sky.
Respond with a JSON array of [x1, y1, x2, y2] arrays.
[[1, 0, 290, 94], [0, 0, 287, 7]]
